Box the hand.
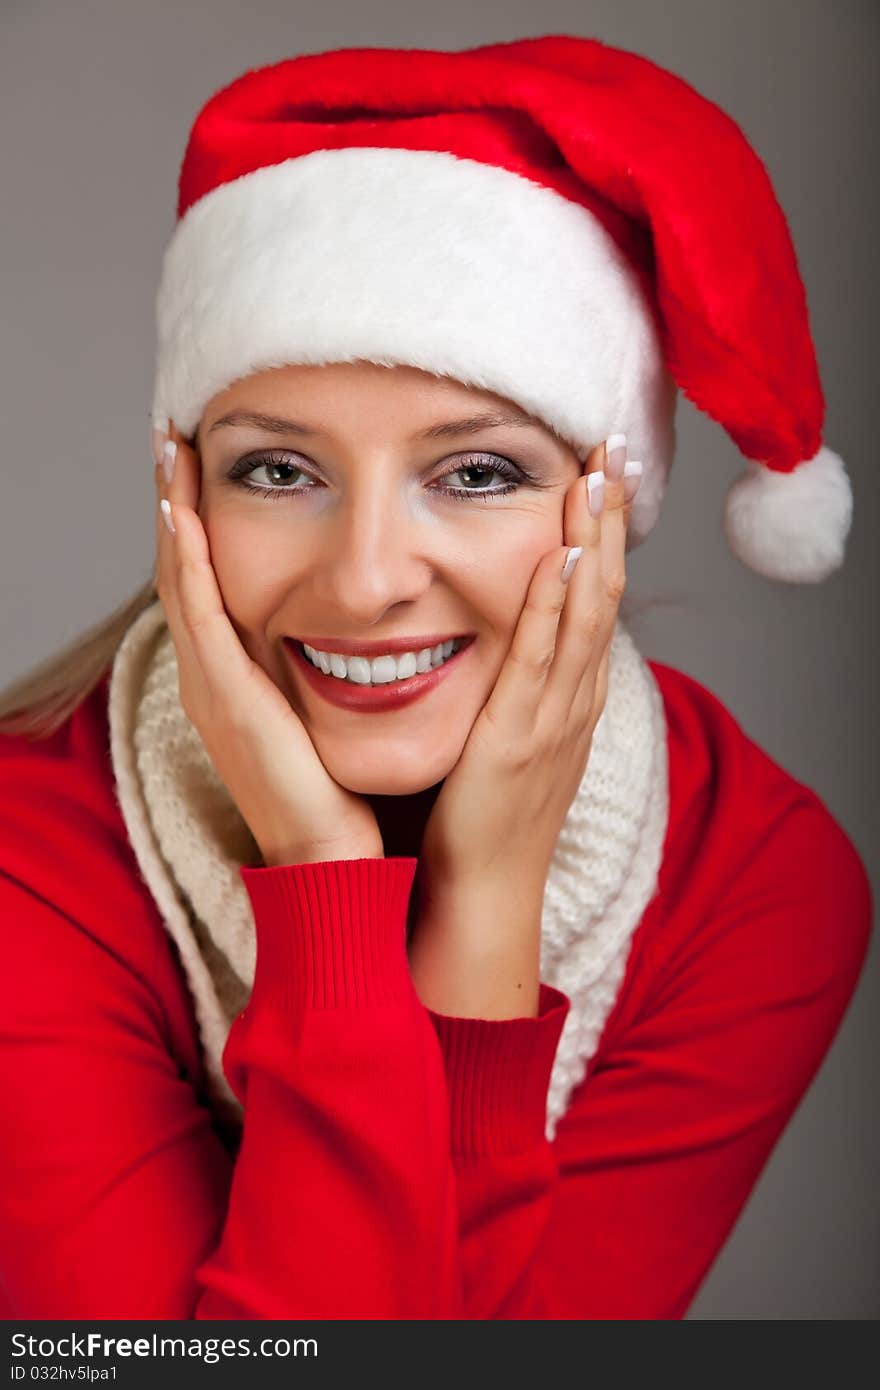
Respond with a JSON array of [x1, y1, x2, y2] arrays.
[[153, 420, 384, 867], [409, 436, 638, 1016]]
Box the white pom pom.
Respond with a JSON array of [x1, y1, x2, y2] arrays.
[[723, 445, 853, 583]]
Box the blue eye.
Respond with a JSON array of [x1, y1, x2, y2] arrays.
[[225, 450, 531, 503]]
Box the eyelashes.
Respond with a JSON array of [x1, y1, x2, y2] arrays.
[[224, 450, 552, 504]]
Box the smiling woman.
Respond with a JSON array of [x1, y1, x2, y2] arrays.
[[0, 379, 568, 743], [186, 362, 588, 807], [0, 32, 871, 1324]]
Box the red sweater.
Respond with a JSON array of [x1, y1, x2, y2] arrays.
[[0, 661, 871, 1320]]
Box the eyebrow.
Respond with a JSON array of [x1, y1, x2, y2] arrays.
[[204, 409, 544, 441]]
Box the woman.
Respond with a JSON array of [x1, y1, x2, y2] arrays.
[[0, 35, 871, 1319]]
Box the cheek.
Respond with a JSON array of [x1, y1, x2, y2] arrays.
[[202, 511, 295, 623], [202, 500, 558, 641], [462, 517, 558, 639]]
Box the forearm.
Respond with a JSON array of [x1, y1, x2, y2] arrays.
[[407, 867, 543, 1019], [199, 858, 462, 1318]]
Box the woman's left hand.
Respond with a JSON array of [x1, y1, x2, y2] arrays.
[[408, 435, 639, 1017]]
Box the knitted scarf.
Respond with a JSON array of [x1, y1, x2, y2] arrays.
[[108, 599, 669, 1143]]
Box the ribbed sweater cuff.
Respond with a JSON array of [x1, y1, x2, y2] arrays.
[[427, 983, 570, 1156], [239, 857, 419, 1011]]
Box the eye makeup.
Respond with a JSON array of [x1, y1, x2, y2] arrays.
[[223, 449, 557, 504]]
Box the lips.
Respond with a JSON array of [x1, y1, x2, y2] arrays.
[[283, 635, 473, 712]]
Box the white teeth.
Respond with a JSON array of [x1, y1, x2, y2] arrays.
[[302, 638, 464, 685]]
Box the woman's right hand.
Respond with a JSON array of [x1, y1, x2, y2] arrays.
[[153, 420, 384, 867]]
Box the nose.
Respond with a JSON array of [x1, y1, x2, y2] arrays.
[[309, 472, 434, 621]]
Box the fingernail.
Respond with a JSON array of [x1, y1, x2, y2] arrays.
[[622, 459, 643, 504], [162, 439, 177, 487], [605, 433, 627, 481], [561, 546, 583, 584], [160, 498, 176, 535], [587, 470, 605, 518], [151, 414, 169, 470]]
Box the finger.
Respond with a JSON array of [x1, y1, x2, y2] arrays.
[[153, 422, 183, 635], [580, 438, 606, 549], [543, 437, 609, 715], [166, 417, 201, 514], [154, 456, 175, 599], [479, 430, 612, 740], [574, 436, 631, 712], [156, 422, 255, 713], [549, 434, 640, 727], [598, 434, 628, 618], [154, 419, 202, 628], [479, 542, 575, 747], [161, 420, 201, 638]]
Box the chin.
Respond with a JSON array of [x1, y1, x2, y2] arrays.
[[318, 740, 458, 798], [341, 772, 436, 797]]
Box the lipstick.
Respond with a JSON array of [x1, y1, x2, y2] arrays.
[[284, 637, 474, 713]]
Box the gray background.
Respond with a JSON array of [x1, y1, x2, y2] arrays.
[[1, 0, 877, 1319]]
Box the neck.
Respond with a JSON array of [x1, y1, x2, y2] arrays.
[[365, 781, 443, 860]]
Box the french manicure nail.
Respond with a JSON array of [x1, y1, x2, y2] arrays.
[[561, 546, 583, 584], [587, 470, 605, 518], [160, 498, 176, 536], [162, 439, 177, 487], [605, 433, 627, 481], [151, 414, 169, 470], [622, 459, 643, 504]]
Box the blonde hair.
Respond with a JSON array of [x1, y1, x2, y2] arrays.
[[0, 578, 157, 740]]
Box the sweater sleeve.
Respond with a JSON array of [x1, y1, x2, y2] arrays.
[[195, 856, 463, 1318], [426, 983, 571, 1319], [425, 794, 873, 1319], [0, 856, 463, 1319]]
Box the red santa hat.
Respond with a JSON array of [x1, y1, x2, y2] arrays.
[[151, 34, 852, 583]]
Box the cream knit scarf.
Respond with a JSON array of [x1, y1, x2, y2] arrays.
[[108, 599, 669, 1144]]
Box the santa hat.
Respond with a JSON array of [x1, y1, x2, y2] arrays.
[[151, 34, 852, 584]]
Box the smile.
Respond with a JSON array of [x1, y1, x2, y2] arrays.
[[302, 637, 466, 685], [283, 636, 475, 712]]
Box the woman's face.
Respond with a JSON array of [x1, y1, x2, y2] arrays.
[[195, 361, 584, 796]]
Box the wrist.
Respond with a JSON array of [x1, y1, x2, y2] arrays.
[[408, 871, 543, 1019], [259, 841, 385, 867]]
